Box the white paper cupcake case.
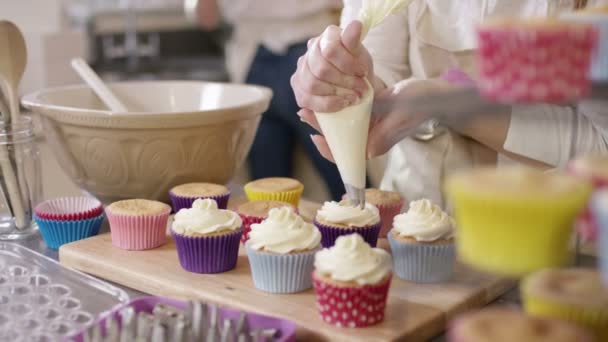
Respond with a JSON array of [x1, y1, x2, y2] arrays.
[[388, 234, 456, 283], [245, 245, 318, 294]]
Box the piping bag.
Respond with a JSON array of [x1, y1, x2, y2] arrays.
[[314, 0, 412, 208]]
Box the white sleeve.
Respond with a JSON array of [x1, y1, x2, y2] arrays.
[[503, 100, 608, 167], [341, 0, 411, 87]]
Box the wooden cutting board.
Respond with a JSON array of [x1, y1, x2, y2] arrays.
[[59, 199, 515, 341]]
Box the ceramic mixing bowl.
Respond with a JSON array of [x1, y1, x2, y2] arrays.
[[22, 81, 271, 203]]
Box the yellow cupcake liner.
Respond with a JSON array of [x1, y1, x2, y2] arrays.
[[445, 181, 591, 277], [522, 290, 608, 340], [243, 184, 304, 207]]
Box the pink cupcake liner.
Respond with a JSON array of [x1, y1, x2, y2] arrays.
[[106, 208, 170, 250], [313, 272, 392, 328], [34, 197, 103, 221], [169, 191, 230, 212], [377, 200, 404, 238], [477, 24, 598, 103]]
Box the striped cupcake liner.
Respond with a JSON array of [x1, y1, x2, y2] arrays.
[[388, 233, 456, 283], [106, 208, 171, 251], [313, 219, 381, 248], [376, 200, 404, 238], [245, 245, 318, 293], [34, 197, 103, 221], [172, 229, 242, 274], [169, 191, 230, 212], [34, 213, 105, 250], [243, 186, 304, 207], [312, 272, 392, 328]]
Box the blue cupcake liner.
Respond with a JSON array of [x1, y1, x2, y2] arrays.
[[34, 213, 105, 250], [245, 245, 318, 293], [388, 232, 456, 283]]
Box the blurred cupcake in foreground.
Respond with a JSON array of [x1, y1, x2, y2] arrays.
[[314, 200, 381, 247], [171, 199, 242, 274], [568, 155, 608, 241], [591, 189, 608, 286], [477, 17, 597, 103], [169, 182, 230, 212], [244, 177, 304, 206], [344, 189, 404, 238], [445, 166, 591, 276], [236, 200, 296, 244], [246, 207, 321, 293], [388, 199, 455, 283], [106, 199, 171, 251], [313, 234, 392, 328], [449, 308, 594, 342], [522, 268, 608, 340]]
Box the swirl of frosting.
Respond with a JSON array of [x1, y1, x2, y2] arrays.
[[392, 199, 454, 242], [247, 207, 321, 254], [172, 199, 242, 236], [314, 234, 391, 285], [316, 201, 380, 227]]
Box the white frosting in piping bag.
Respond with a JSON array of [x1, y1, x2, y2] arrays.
[[314, 0, 412, 190]]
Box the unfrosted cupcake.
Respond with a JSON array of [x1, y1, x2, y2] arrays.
[[449, 308, 594, 342], [522, 268, 608, 340], [169, 182, 230, 212], [313, 234, 392, 328], [388, 199, 455, 283], [245, 207, 321, 293], [568, 156, 608, 241], [244, 177, 304, 206], [314, 201, 381, 247], [236, 200, 296, 244], [106, 199, 171, 250], [171, 199, 242, 273], [445, 166, 591, 276]]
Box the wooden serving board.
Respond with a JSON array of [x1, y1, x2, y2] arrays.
[[59, 199, 515, 341]]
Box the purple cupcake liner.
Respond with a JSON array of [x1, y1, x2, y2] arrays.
[[171, 228, 242, 273], [313, 219, 381, 248], [169, 191, 230, 212]]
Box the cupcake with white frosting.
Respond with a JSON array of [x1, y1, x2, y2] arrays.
[[171, 198, 242, 273], [388, 199, 456, 283], [313, 234, 392, 328], [245, 207, 321, 293], [314, 201, 382, 247]]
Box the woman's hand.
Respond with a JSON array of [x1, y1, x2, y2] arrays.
[[290, 21, 376, 113], [299, 78, 456, 161]]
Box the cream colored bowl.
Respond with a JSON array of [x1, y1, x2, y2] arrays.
[[22, 81, 272, 203]]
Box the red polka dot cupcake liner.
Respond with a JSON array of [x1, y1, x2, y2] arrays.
[[312, 272, 392, 328], [376, 201, 404, 238], [477, 23, 598, 103], [239, 213, 264, 244], [34, 197, 103, 221]]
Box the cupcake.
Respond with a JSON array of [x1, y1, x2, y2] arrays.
[[171, 199, 242, 273], [344, 189, 404, 238], [449, 308, 595, 342], [169, 182, 230, 212], [477, 17, 598, 103], [244, 177, 304, 206], [522, 268, 608, 340], [314, 201, 381, 248], [591, 189, 608, 286], [236, 200, 296, 244], [562, 5, 608, 82], [245, 206, 321, 293], [388, 199, 455, 283], [106, 199, 171, 251], [445, 166, 591, 276], [312, 234, 392, 328], [568, 156, 608, 241]]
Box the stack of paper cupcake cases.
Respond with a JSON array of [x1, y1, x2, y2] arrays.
[[590, 190, 608, 287], [169, 191, 231, 212], [33, 197, 105, 250], [246, 245, 319, 293], [106, 209, 171, 251], [476, 22, 598, 103]]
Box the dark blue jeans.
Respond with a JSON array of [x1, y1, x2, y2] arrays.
[[245, 43, 344, 200]]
